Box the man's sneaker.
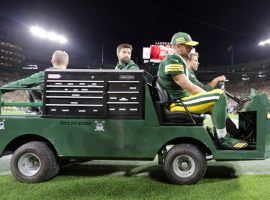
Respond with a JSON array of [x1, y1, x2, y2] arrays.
[[219, 135, 248, 150]]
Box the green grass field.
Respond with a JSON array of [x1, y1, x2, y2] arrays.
[[1, 109, 25, 115], [1, 175, 270, 200], [1, 157, 270, 200]]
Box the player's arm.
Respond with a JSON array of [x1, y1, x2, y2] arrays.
[[173, 74, 205, 95], [1, 71, 44, 93], [208, 75, 226, 88], [190, 74, 212, 91], [165, 56, 205, 95]]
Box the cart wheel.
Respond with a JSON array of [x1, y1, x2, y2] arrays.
[[10, 141, 59, 183], [164, 143, 207, 184]]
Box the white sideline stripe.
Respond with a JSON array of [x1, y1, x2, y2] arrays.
[[232, 118, 239, 128], [183, 96, 220, 105]]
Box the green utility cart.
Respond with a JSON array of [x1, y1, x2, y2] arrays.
[[0, 69, 269, 184]]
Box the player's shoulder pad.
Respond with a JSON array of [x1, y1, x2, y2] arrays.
[[167, 54, 185, 64]]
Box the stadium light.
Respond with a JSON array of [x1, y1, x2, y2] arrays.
[[30, 26, 68, 44], [258, 38, 270, 46]]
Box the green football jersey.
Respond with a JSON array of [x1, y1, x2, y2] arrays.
[[158, 54, 190, 100]]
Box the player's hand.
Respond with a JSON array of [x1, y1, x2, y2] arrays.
[[209, 75, 227, 89], [214, 75, 227, 83]]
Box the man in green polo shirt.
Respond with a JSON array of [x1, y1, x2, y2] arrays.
[[157, 31, 247, 150], [115, 43, 139, 70], [187, 50, 227, 91], [1, 50, 69, 113]]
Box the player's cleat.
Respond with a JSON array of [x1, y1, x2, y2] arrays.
[[219, 135, 248, 150]]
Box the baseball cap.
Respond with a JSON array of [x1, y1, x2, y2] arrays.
[[171, 32, 199, 46]]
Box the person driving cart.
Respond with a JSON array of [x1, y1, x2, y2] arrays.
[[157, 31, 247, 150]]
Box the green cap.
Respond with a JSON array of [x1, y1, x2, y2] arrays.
[[171, 32, 199, 46]]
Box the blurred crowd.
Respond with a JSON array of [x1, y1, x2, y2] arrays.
[[0, 72, 28, 102]]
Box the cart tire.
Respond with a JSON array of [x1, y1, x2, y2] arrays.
[[164, 143, 207, 184], [10, 141, 59, 183]]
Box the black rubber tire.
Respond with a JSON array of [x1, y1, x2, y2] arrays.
[[164, 144, 207, 185], [10, 141, 59, 183]]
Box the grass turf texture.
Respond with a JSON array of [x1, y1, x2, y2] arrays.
[[1, 110, 25, 115], [1, 158, 270, 199], [1, 174, 270, 200]]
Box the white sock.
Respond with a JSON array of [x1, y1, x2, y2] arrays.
[[216, 128, 227, 139]]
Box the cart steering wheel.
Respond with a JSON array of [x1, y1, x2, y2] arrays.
[[216, 81, 250, 112]]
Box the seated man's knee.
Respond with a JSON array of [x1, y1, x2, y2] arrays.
[[212, 89, 225, 95], [211, 89, 227, 102]]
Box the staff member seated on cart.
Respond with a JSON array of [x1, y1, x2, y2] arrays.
[[1, 50, 69, 114], [115, 43, 139, 70], [187, 50, 227, 91], [157, 31, 247, 150]]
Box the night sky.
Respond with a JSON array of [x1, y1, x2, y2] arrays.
[[1, 0, 270, 67]]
